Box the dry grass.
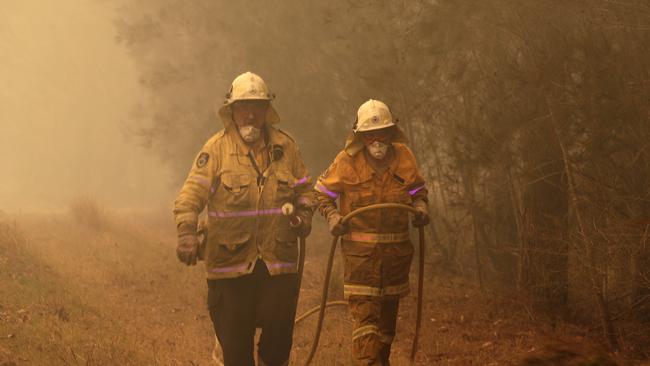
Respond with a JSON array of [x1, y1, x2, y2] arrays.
[[0, 214, 646, 365], [0, 208, 212, 365], [0, 214, 146, 365], [68, 196, 110, 232]]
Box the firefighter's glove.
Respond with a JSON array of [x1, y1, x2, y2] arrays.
[[412, 200, 430, 227], [196, 221, 207, 261], [328, 212, 348, 237], [291, 208, 313, 237], [177, 233, 199, 266]]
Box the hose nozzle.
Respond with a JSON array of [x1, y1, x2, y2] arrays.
[[282, 202, 302, 227]]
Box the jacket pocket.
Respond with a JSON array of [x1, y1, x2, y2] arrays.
[[273, 228, 298, 262], [215, 230, 251, 253], [216, 230, 251, 245], [350, 191, 375, 209], [273, 170, 295, 206], [382, 242, 414, 257], [220, 173, 252, 208], [206, 230, 252, 268], [345, 175, 373, 206], [341, 241, 378, 286], [341, 241, 375, 257], [348, 190, 378, 232], [382, 191, 411, 229]]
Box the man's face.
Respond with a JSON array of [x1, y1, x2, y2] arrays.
[[232, 100, 269, 129]]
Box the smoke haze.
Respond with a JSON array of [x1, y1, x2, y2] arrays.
[[1, 1, 649, 363], [0, 0, 172, 212]]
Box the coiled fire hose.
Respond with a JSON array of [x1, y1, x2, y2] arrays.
[[300, 203, 426, 365]]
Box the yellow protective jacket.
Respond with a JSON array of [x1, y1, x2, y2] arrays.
[[315, 143, 427, 298], [173, 126, 312, 280]]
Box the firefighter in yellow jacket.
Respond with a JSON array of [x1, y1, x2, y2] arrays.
[[173, 72, 313, 366], [315, 99, 429, 365]]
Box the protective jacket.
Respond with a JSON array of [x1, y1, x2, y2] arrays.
[[173, 125, 312, 280], [315, 143, 427, 298]]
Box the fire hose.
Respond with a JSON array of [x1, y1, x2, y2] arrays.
[[286, 204, 350, 323], [298, 203, 426, 365]]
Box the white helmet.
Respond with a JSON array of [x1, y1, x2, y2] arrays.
[[345, 99, 407, 155], [217, 71, 280, 127], [353, 99, 395, 133]]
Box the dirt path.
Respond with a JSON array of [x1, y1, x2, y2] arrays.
[[1, 212, 639, 365]]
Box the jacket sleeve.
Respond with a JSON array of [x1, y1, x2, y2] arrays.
[[403, 147, 428, 204], [288, 144, 314, 212], [283, 144, 313, 236], [172, 142, 218, 236], [314, 153, 345, 219]]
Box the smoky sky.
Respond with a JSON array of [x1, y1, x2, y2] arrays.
[[0, 0, 173, 212]]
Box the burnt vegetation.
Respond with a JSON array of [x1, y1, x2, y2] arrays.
[[114, 0, 650, 362]]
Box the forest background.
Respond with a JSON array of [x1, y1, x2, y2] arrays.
[[116, 0, 650, 354], [1, 0, 649, 364]]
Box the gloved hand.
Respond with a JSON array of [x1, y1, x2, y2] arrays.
[[328, 212, 348, 237], [177, 233, 199, 265], [290, 208, 313, 237], [196, 220, 208, 261], [412, 200, 430, 227]]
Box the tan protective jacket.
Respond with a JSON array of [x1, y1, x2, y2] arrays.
[[174, 126, 312, 280], [315, 143, 427, 298]]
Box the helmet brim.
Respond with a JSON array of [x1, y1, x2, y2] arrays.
[[217, 100, 281, 129], [344, 125, 408, 156]]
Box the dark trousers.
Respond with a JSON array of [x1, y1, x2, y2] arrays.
[[208, 260, 299, 366]]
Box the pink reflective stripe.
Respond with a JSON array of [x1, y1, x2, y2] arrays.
[[209, 263, 250, 273], [208, 208, 283, 218], [409, 185, 425, 196], [210, 185, 216, 194], [315, 183, 339, 199], [188, 175, 211, 187], [266, 262, 296, 270], [292, 176, 310, 187]]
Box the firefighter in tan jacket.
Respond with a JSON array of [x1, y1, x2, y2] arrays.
[[173, 72, 313, 366], [315, 100, 429, 365]]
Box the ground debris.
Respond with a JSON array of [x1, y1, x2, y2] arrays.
[[54, 306, 69, 322]]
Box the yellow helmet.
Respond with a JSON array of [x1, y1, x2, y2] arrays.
[[217, 71, 280, 127], [353, 99, 396, 133], [345, 99, 408, 155]]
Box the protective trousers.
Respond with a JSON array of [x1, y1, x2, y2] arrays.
[[349, 297, 400, 366], [339, 240, 413, 366], [207, 260, 298, 366]]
